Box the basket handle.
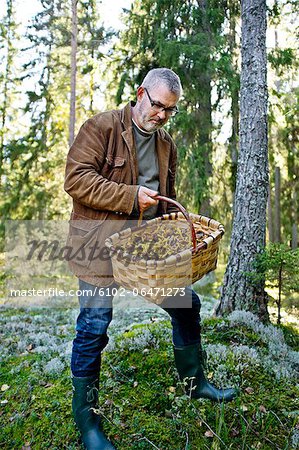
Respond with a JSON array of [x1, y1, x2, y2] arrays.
[[154, 195, 197, 250]]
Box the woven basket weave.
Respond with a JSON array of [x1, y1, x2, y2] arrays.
[[105, 196, 224, 303]]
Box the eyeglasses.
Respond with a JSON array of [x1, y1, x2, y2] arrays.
[[143, 87, 179, 117]]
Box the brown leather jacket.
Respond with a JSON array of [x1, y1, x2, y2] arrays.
[[64, 102, 177, 286]]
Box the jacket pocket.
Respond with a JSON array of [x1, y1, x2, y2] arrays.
[[67, 214, 108, 267], [69, 214, 107, 234], [107, 157, 126, 182]]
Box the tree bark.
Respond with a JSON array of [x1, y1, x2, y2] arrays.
[[0, 0, 14, 187], [228, 0, 240, 195], [277, 263, 282, 325], [196, 0, 213, 216], [216, 0, 269, 321], [274, 166, 281, 243], [69, 0, 78, 147], [291, 188, 298, 249], [267, 184, 274, 242]]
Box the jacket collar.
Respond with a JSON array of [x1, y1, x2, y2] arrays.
[[120, 101, 135, 129]]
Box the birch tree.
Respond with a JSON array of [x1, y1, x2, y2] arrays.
[[216, 0, 269, 321]]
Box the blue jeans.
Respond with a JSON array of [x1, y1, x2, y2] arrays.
[[71, 280, 201, 377]]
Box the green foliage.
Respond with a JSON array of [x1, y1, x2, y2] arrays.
[[108, 0, 241, 214], [267, 2, 299, 244], [256, 244, 299, 291], [268, 48, 297, 74], [0, 0, 298, 260], [0, 0, 112, 232], [0, 0, 21, 183], [252, 244, 299, 323]]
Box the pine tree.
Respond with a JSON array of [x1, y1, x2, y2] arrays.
[[1, 0, 109, 222], [266, 1, 298, 247], [69, 0, 78, 146], [0, 0, 19, 187], [108, 0, 233, 214], [216, 0, 269, 321], [1, 0, 70, 220]]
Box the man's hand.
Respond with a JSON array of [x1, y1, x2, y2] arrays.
[[138, 186, 159, 212]]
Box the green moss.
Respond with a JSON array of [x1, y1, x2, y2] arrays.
[[0, 308, 298, 449], [279, 323, 299, 350]]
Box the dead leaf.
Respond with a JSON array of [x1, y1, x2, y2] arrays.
[[245, 387, 254, 394], [230, 428, 240, 437], [204, 430, 214, 438], [21, 444, 31, 450], [259, 405, 267, 413], [1, 384, 10, 392]]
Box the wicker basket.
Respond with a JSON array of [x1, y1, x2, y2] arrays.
[[105, 196, 224, 303]]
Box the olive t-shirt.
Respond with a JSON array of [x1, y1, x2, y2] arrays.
[[132, 119, 159, 219]]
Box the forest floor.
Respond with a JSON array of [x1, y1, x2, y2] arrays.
[[0, 274, 298, 450]]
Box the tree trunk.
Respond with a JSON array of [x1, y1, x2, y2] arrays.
[[267, 184, 274, 242], [274, 166, 281, 243], [197, 0, 213, 216], [228, 0, 240, 195], [291, 189, 298, 249], [216, 0, 269, 321], [277, 263, 283, 325], [69, 0, 78, 147], [0, 0, 14, 187], [197, 78, 212, 216]]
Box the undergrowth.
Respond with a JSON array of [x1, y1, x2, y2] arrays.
[[0, 306, 298, 449]]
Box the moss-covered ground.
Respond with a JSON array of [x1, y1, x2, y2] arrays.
[[0, 303, 298, 449]]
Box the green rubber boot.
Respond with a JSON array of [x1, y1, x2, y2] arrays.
[[72, 376, 116, 450], [174, 344, 237, 402]]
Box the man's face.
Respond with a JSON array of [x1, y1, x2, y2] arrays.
[[134, 84, 179, 133]]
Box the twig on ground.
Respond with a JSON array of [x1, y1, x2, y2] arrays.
[[195, 411, 226, 447], [269, 410, 287, 429], [184, 431, 189, 450], [136, 435, 161, 449]]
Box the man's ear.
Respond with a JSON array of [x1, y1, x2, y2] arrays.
[[136, 86, 144, 102]]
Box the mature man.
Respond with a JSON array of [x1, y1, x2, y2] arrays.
[[64, 68, 236, 450]]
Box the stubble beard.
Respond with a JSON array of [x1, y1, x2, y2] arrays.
[[140, 111, 166, 132], [133, 100, 166, 132]]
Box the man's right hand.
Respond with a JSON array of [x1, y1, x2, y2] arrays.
[[138, 187, 159, 212]]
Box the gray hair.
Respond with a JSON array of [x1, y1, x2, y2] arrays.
[[141, 68, 182, 97]]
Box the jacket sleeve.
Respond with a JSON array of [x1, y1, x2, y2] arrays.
[[64, 117, 138, 215]]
